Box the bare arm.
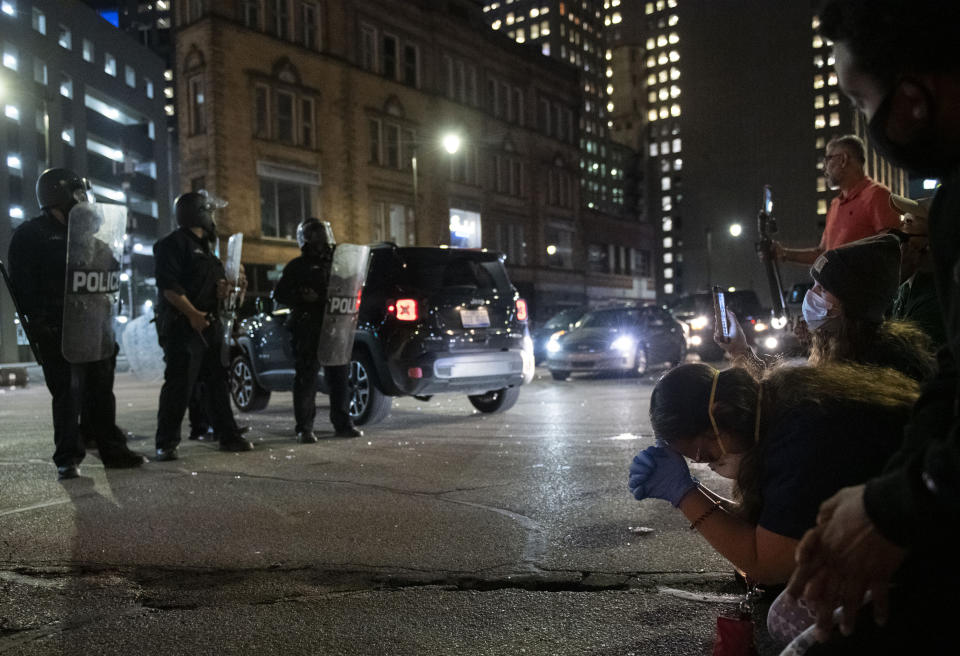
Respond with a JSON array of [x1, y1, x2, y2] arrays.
[[679, 486, 800, 585]]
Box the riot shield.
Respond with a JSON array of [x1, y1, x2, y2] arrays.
[[317, 244, 370, 366], [121, 307, 165, 382], [62, 202, 126, 363], [219, 233, 243, 366]]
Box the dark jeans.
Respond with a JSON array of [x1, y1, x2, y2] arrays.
[[155, 325, 238, 450], [292, 318, 352, 433], [188, 381, 210, 435], [37, 337, 127, 467]]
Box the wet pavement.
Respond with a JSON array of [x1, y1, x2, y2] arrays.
[[0, 367, 777, 655]]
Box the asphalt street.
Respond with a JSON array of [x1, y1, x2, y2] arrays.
[[0, 366, 780, 655]]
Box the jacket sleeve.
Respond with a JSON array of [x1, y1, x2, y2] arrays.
[[153, 236, 187, 296], [273, 260, 300, 308], [6, 226, 41, 321], [863, 349, 960, 546]]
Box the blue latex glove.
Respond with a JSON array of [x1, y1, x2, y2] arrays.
[[628, 445, 698, 507]]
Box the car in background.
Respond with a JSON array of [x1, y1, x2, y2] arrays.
[[229, 244, 535, 425], [670, 289, 784, 360], [786, 281, 813, 319], [531, 306, 587, 364], [545, 305, 686, 380]]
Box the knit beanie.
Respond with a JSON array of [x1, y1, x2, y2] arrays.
[[810, 233, 901, 322]]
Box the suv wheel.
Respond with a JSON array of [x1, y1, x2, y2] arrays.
[[468, 387, 520, 414], [550, 370, 570, 381], [349, 354, 392, 425], [230, 353, 271, 412]]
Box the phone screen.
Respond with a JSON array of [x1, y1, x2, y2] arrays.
[[763, 185, 774, 214], [713, 286, 731, 341]]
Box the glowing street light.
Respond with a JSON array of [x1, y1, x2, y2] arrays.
[[729, 223, 743, 237], [441, 133, 461, 155]]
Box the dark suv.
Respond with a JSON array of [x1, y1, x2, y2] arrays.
[[229, 244, 534, 425]]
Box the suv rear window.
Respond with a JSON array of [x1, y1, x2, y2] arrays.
[[577, 308, 643, 328], [399, 250, 510, 293]]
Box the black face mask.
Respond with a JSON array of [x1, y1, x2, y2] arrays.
[[868, 83, 958, 177]]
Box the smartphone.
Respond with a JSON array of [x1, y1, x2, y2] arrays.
[[713, 285, 732, 342], [763, 185, 774, 215]]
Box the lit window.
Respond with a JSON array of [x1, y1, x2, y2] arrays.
[[60, 74, 73, 98], [104, 53, 116, 76], [649, 143, 659, 156], [146, 78, 154, 99], [659, 106, 669, 119], [612, 12, 621, 24], [663, 252, 673, 263], [817, 176, 827, 192], [815, 114, 825, 129], [164, 69, 173, 81], [31, 7, 45, 33], [661, 176, 671, 191], [668, 50, 679, 62], [658, 88, 668, 101], [58, 24, 71, 49], [814, 95, 824, 109], [530, 7, 539, 16], [662, 217, 672, 231], [516, 27, 524, 42], [674, 158, 682, 170], [663, 236, 673, 248], [165, 104, 175, 116], [648, 90, 657, 103], [828, 92, 839, 106], [813, 75, 824, 89], [661, 140, 670, 154], [606, 66, 613, 77], [817, 199, 828, 215], [61, 127, 74, 143], [672, 137, 681, 152], [4, 104, 19, 121], [9, 206, 24, 219], [813, 55, 823, 68], [125, 65, 136, 88], [668, 14, 678, 26], [491, 19, 501, 29], [646, 37, 655, 49], [668, 32, 678, 44], [662, 195, 672, 211], [646, 55, 656, 67], [645, 2, 653, 14], [647, 73, 656, 85], [658, 52, 668, 65], [827, 54, 835, 66], [658, 70, 668, 83], [164, 87, 174, 99], [606, 83, 613, 94], [811, 15, 820, 29], [605, 49, 612, 60], [664, 283, 674, 294], [2, 44, 16, 71], [83, 39, 94, 63], [648, 109, 658, 122], [670, 66, 680, 80], [827, 72, 838, 86], [829, 112, 840, 127], [663, 267, 673, 279], [541, 20, 549, 35], [816, 136, 825, 148], [670, 85, 680, 98], [812, 35, 823, 48], [542, 43, 550, 55], [670, 104, 681, 117], [657, 34, 667, 47], [506, 11, 514, 24]]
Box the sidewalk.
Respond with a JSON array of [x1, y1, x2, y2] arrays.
[[0, 356, 129, 385]]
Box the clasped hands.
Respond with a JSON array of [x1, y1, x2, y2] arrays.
[[628, 444, 698, 507]]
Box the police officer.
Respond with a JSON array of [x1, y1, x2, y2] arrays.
[[152, 191, 254, 460], [274, 218, 362, 442], [7, 168, 147, 479]]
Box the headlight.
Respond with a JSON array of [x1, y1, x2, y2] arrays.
[[689, 315, 709, 331], [611, 335, 636, 353], [754, 322, 768, 332], [690, 335, 702, 346], [764, 337, 779, 350], [546, 331, 564, 354], [771, 315, 788, 330]]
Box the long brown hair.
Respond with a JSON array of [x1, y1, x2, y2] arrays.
[[809, 318, 935, 381]]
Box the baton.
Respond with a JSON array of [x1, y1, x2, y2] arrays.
[[0, 259, 43, 366]]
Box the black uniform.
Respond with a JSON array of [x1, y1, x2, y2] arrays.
[[274, 249, 354, 434], [153, 227, 242, 450], [7, 213, 134, 468]]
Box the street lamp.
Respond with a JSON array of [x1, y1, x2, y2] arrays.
[[729, 222, 743, 237], [410, 130, 462, 232]]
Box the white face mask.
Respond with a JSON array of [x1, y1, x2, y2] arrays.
[[802, 288, 838, 331], [708, 453, 744, 479]]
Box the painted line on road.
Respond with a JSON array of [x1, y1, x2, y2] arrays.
[[0, 498, 71, 518]]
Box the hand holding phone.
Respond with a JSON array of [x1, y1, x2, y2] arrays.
[[713, 286, 732, 343]]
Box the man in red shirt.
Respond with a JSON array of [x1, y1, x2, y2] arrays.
[[775, 134, 901, 265]]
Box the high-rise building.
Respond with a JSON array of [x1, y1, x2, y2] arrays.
[[610, 0, 905, 306], [0, 0, 172, 362], [481, 0, 655, 308]]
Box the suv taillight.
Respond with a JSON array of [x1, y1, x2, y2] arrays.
[[516, 298, 528, 321], [389, 298, 419, 321]]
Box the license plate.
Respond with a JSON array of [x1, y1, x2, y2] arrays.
[[460, 307, 490, 328]]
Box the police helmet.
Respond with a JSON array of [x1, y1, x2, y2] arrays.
[[297, 217, 336, 251], [175, 190, 223, 233], [36, 168, 92, 213]]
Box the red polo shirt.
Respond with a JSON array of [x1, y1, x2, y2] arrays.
[[819, 176, 901, 251]]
